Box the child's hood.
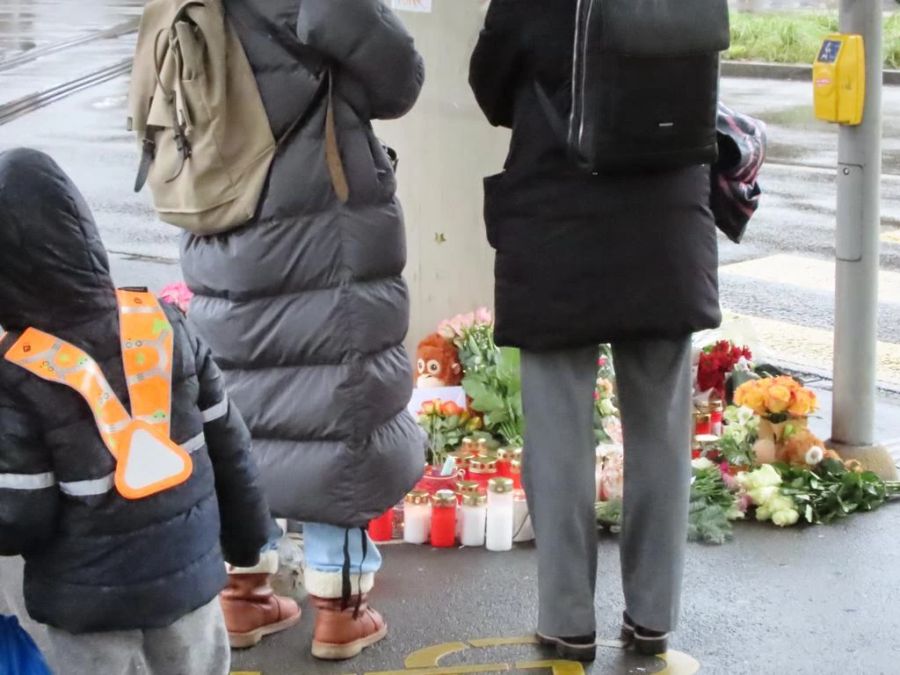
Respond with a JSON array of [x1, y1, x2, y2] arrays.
[[0, 148, 116, 332]]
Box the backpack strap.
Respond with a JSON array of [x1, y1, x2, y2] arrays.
[[324, 71, 350, 204]]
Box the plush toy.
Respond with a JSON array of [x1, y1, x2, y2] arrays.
[[776, 427, 827, 466], [415, 333, 462, 388]]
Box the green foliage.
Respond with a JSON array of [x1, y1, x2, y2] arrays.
[[727, 12, 900, 70], [463, 347, 524, 446], [688, 502, 733, 546], [689, 466, 743, 544], [777, 459, 898, 524], [595, 499, 622, 532]]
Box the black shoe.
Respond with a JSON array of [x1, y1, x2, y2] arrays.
[[621, 613, 669, 656], [536, 631, 597, 662]]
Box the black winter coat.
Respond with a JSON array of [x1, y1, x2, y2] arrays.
[[0, 149, 271, 633], [470, 0, 721, 350]]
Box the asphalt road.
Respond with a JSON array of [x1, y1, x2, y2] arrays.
[[5, 503, 900, 675]]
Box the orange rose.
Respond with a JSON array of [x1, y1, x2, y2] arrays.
[[441, 401, 463, 417], [788, 388, 816, 417], [420, 400, 439, 415], [735, 381, 766, 415], [765, 384, 792, 414]]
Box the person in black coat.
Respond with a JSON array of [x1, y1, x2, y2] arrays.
[[0, 148, 272, 675], [470, 0, 721, 661]]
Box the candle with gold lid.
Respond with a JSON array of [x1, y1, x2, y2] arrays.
[[468, 456, 499, 489], [460, 493, 487, 547], [403, 490, 431, 545], [486, 478, 515, 552], [430, 490, 457, 548]]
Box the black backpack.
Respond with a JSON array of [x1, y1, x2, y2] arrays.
[[537, 0, 731, 172]]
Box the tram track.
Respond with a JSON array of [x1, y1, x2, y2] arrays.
[[0, 19, 137, 73], [0, 58, 133, 126]]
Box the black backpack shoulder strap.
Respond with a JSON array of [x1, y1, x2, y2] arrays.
[[532, 81, 570, 149]]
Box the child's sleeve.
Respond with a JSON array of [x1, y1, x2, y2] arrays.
[[0, 390, 59, 556], [187, 325, 272, 568]]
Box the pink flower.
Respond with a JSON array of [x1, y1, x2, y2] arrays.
[[159, 282, 193, 314], [722, 471, 738, 491], [475, 307, 494, 326], [449, 314, 466, 335], [461, 312, 476, 329], [437, 320, 456, 340], [598, 357, 608, 367]]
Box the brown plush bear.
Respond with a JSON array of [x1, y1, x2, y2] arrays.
[[414, 333, 462, 388], [777, 427, 828, 466]]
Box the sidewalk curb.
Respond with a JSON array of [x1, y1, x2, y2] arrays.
[[723, 60, 900, 85]]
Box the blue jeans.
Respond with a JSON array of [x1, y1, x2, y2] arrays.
[[303, 523, 383, 599]]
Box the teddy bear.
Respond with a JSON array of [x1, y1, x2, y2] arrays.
[[414, 333, 462, 388]]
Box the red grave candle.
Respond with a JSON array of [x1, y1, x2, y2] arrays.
[[467, 456, 499, 489], [368, 507, 394, 542], [510, 459, 523, 490], [430, 490, 457, 548]]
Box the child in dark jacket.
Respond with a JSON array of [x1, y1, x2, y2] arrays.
[[0, 148, 272, 674]]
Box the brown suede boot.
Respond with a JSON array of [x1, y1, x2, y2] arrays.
[[310, 594, 388, 661], [220, 573, 301, 649]]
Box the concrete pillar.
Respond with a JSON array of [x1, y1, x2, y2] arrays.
[[376, 0, 505, 350]]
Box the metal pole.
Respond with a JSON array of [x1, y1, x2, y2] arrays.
[[831, 1, 885, 459]]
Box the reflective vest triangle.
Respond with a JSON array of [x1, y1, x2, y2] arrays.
[[3, 290, 192, 500]]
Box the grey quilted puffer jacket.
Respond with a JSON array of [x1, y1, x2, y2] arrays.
[[181, 0, 426, 527]]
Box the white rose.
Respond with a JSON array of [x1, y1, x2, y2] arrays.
[[772, 509, 800, 527], [692, 457, 715, 471], [749, 485, 779, 505]]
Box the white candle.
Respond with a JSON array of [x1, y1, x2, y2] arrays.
[[460, 494, 487, 547], [486, 478, 514, 552], [403, 491, 431, 545], [512, 490, 534, 543]]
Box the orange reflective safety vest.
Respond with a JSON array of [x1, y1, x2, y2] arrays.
[[1, 289, 193, 500]]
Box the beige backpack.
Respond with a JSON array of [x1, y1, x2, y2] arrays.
[[127, 0, 347, 236]]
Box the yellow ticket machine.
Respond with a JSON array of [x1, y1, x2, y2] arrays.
[[813, 34, 866, 125]]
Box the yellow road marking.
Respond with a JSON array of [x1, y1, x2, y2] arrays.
[[516, 660, 586, 674], [468, 636, 538, 648], [235, 637, 699, 674], [721, 253, 900, 302], [722, 311, 900, 386], [405, 641, 471, 668], [657, 650, 702, 675], [883, 231, 900, 245]]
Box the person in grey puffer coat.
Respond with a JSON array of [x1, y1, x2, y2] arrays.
[[179, 0, 426, 659]]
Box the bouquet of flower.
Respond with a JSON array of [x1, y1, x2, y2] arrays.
[[438, 308, 496, 376], [733, 376, 817, 423], [159, 282, 194, 315], [462, 347, 524, 446], [689, 457, 746, 544], [737, 460, 900, 527], [594, 346, 621, 443], [716, 405, 759, 467], [417, 399, 482, 467], [696, 340, 752, 400]]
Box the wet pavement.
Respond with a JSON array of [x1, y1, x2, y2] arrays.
[[2, 6, 900, 674], [5, 499, 900, 675]]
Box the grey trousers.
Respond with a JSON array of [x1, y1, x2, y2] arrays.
[[521, 337, 693, 637], [45, 598, 230, 675]]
